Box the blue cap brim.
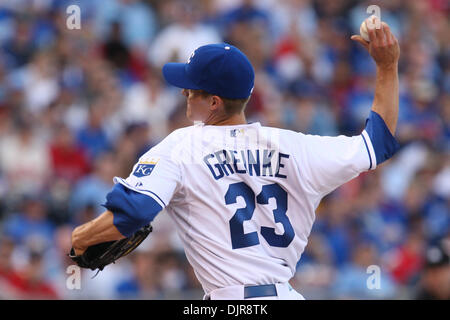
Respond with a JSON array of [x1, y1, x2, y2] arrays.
[[162, 63, 201, 90]]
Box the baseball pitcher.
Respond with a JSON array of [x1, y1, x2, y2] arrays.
[[70, 19, 400, 300]]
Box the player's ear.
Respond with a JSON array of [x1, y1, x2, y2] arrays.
[[210, 95, 223, 111]]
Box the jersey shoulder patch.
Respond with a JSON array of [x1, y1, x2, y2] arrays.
[[132, 159, 160, 177]]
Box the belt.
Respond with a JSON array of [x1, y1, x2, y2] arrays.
[[244, 284, 278, 299]]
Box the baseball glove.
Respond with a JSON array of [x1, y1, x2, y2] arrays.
[[69, 224, 152, 272]]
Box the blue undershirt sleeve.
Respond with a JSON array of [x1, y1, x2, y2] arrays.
[[364, 111, 400, 166], [103, 183, 163, 237]]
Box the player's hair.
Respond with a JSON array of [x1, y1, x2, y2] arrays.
[[193, 90, 251, 115]]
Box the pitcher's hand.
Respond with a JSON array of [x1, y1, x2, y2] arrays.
[[351, 20, 400, 70]]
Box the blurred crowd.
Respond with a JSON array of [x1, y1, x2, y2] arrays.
[[0, 0, 449, 299]]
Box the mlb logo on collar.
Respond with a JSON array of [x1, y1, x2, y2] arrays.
[[133, 159, 159, 177], [230, 129, 245, 137]]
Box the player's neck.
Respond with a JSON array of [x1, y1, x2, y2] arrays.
[[204, 112, 247, 126]]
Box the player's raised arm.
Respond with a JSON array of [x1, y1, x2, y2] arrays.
[[350, 19, 401, 169], [351, 19, 400, 135], [295, 20, 401, 198]]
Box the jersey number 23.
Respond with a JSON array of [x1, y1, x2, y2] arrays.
[[225, 182, 295, 249]]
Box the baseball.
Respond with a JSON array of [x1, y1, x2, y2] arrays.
[[360, 15, 381, 42]]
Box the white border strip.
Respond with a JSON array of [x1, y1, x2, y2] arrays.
[[362, 130, 377, 170]]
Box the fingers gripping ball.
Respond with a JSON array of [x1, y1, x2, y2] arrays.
[[69, 224, 152, 273], [360, 15, 381, 42]]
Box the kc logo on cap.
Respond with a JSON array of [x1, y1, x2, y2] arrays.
[[187, 50, 196, 64]]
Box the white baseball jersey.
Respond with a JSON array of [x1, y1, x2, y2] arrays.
[[114, 122, 376, 294]]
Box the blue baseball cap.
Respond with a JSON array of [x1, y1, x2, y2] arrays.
[[162, 43, 255, 99]]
